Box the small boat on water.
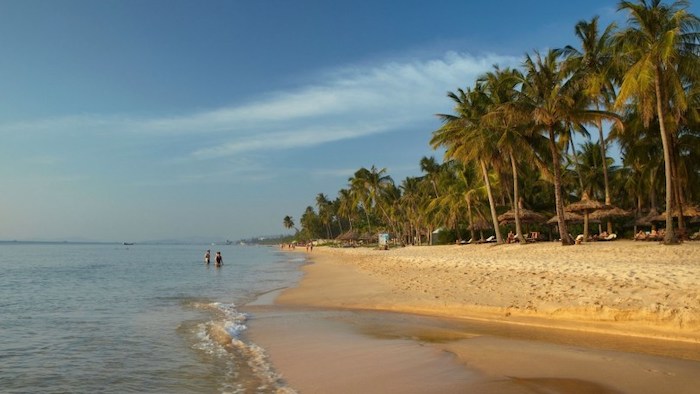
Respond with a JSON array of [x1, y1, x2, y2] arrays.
[[123, 242, 134, 246]]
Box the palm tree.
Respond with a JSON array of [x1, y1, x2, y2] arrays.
[[337, 188, 356, 231], [349, 166, 394, 235], [518, 50, 616, 245], [283, 215, 298, 233], [432, 86, 504, 244], [420, 156, 443, 198], [563, 16, 619, 232], [615, 0, 700, 244], [315, 193, 333, 239], [481, 66, 535, 243]]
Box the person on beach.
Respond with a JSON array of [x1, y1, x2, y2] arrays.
[[204, 250, 211, 264], [215, 251, 223, 267]]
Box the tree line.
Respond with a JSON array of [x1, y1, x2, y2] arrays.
[[284, 0, 700, 246]]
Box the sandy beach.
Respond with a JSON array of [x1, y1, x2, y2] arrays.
[[244, 240, 700, 393]]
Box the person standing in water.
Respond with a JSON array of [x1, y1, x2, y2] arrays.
[[204, 250, 211, 265], [215, 251, 223, 267]]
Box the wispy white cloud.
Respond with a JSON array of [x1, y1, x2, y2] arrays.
[[2, 52, 519, 161]]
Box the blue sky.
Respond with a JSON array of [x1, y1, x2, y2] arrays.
[[1, 1, 692, 242]]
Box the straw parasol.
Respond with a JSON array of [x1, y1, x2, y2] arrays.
[[634, 208, 659, 227], [547, 211, 584, 224], [336, 229, 359, 241], [497, 208, 546, 225], [468, 217, 493, 231], [589, 207, 631, 221], [651, 205, 700, 222], [466, 216, 493, 241], [565, 192, 605, 240]]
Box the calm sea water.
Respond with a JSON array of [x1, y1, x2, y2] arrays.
[[0, 242, 305, 393]]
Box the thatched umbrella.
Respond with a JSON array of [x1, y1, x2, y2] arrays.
[[634, 208, 659, 227], [565, 192, 605, 241], [468, 217, 493, 241], [336, 229, 359, 241], [589, 207, 630, 221], [588, 207, 631, 235], [651, 205, 700, 222], [497, 208, 546, 226], [547, 211, 584, 224]]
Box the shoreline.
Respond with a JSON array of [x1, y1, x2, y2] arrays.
[[243, 241, 700, 393]]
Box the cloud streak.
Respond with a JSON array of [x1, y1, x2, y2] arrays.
[[3, 52, 519, 160]]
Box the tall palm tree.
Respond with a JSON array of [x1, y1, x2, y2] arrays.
[[420, 156, 443, 198], [432, 86, 504, 243], [615, 0, 700, 244], [518, 49, 615, 245], [337, 188, 355, 231], [400, 176, 423, 245], [563, 16, 619, 232], [481, 66, 534, 243], [315, 193, 332, 239], [349, 166, 394, 235]]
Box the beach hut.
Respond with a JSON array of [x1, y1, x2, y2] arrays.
[[565, 192, 605, 241]]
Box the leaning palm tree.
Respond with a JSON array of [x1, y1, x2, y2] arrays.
[[432, 86, 504, 244], [283, 215, 298, 233], [614, 0, 700, 244]]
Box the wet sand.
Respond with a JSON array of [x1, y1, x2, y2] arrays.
[[243, 241, 700, 393]]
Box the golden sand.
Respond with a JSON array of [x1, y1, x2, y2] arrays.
[[278, 240, 700, 342], [244, 240, 700, 393]]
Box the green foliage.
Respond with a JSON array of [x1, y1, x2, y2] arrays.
[[288, 1, 700, 244]]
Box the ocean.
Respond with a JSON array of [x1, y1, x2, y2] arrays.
[[0, 242, 305, 393]]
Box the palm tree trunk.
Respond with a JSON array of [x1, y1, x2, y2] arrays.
[[654, 69, 677, 244], [670, 145, 685, 234], [549, 129, 573, 245], [466, 197, 475, 241], [480, 160, 503, 244], [569, 138, 585, 193], [509, 152, 525, 243], [596, 117, 613, 234], [363, 204, 372, 235]]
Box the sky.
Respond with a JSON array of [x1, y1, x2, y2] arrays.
[[1, 0, 695, 242]]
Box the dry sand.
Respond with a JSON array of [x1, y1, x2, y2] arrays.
[[244, 240, 700, 393]]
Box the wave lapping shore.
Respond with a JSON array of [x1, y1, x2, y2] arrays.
[[279, 240, 700, 342]]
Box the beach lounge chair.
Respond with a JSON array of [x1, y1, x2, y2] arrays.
[[526, 232, 540, 243], [599, 233, 617, 241]]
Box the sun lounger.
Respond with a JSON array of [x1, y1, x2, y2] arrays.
[[526, 232, 540, 243], [598, 233, 617, 241]]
